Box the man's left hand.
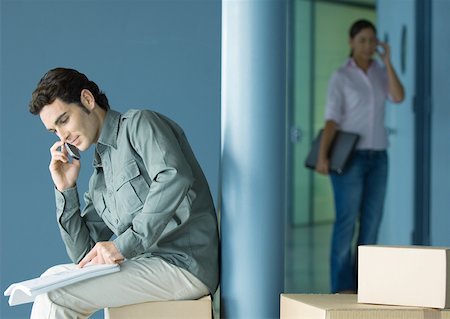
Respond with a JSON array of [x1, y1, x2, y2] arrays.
[[78, 241, 125, 268]]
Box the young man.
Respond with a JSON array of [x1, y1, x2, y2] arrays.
[[28, 67, 219, 318]]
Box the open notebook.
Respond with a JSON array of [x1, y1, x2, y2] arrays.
[[4, 263, 120, 306], [305, 129, 360, 175]]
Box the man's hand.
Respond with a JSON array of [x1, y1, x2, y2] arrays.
[[49, 140, 81, 191], [78, 242, 125, 268]]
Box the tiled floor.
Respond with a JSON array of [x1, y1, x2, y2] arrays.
[[284, 222, 333, 294]]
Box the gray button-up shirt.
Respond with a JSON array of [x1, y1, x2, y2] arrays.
[[54, 109, 219, 294]]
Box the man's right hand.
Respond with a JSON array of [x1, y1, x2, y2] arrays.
[[49, 140, 81, 191]]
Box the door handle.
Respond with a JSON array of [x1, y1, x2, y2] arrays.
[[290, 127, 303, 143]]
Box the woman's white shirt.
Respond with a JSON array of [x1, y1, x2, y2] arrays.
[[324, 58, 390, 150]]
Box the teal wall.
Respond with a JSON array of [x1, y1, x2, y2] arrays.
[[377, 0, 415, 245], [0, 1, 221, 318], [431, 0, 450, 245], [378, 0, 450, 246]]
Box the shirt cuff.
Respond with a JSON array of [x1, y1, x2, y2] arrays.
[[55, 186, 80, 220], [114, 228, 143, 259]]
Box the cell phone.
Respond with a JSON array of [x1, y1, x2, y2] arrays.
[[65, 143, 80, 160], [376, 44, 385, 55]]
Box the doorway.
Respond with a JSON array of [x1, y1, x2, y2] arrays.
[[286, 0, 376, 293], [290, 0, 376, 226]]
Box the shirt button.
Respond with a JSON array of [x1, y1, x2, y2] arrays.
[[115, 218, 119, 224]]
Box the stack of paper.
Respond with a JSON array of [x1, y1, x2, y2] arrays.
[[4, 263, 120, 306]]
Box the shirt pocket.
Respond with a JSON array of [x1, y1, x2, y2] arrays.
[[90, 191, 117, 231], [115, 159, 149, 215], [92, 189, 107, 215]]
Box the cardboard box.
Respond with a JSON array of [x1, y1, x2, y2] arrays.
[[358, 245, 450, 309], [280, 294, 450, 319], [104, 295, 211, 319]]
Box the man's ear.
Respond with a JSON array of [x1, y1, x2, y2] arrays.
[[80, 89, 96, 111]]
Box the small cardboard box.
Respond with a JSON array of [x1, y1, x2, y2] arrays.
[[280, 294, 450, 319], [358, 245, 450, 309]]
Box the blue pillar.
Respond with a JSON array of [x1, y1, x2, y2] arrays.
[[221, 1, 287, 318]]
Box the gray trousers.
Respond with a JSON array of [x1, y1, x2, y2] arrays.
[[30, 257, 209, 319]]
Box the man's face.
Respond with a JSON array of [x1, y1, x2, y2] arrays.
[[40, 98, 100, 151]]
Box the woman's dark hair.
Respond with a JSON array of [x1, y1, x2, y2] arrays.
[[348, 19, 377, 57], [29, 67, 110, 115], [349, 19, 377, 39]]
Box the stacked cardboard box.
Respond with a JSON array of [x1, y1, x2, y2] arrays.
[[358, 245, 450, 309], [280, 245, 450, 318], [280, 294, 450, 319]]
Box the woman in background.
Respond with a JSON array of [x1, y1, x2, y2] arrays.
[[316, 19, 404, 293]]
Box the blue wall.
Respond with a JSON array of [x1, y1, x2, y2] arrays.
[[0, 1, 221, 318], [377, 0, 450, 247], [377, 0, 415, 245], [431, 0, 450, 245]]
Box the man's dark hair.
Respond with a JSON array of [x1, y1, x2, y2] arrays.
[[29, 67, 110, 115]]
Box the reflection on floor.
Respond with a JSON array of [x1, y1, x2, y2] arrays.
[[285, 222, 333, 294]]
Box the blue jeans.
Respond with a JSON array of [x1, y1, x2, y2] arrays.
[[330, 150, 388, 293]]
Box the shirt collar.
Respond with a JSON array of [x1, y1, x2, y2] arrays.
[[345, 57, 379, 70], [97, 109, 121, 149], [345, 58, 357, 68], [92, 109, 121, 168]]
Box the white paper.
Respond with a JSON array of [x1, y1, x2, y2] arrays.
[[4, 263, 120, 306]]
